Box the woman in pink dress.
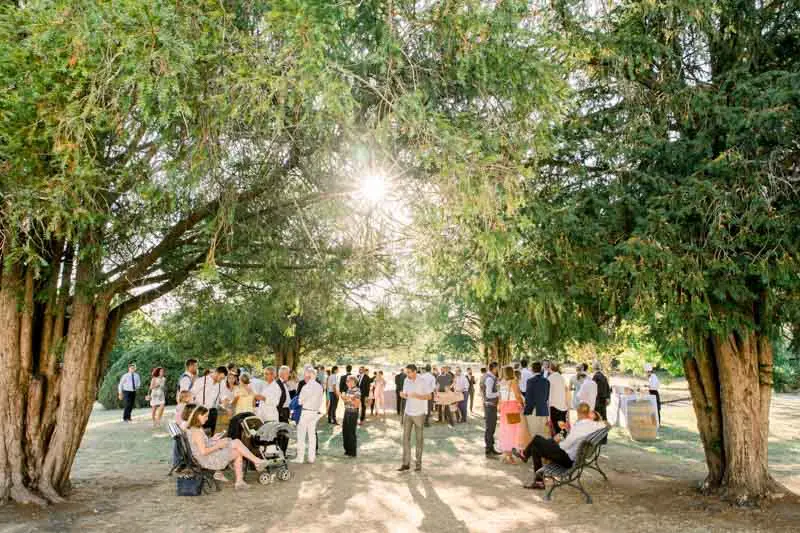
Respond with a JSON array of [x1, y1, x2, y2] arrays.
[[498, 365, 524, 464], [373, 371, 386, 417]]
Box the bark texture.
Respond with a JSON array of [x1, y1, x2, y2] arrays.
[[0, 244, 135, 505], [486, 336, 512, 367], [273, 335, 301, 372], [684, 326, 777, 504]]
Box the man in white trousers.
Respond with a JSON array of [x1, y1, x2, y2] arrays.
[[294, 366, 324, 464]]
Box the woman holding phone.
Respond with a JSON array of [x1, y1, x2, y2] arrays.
[[186, 405, 268, 489]]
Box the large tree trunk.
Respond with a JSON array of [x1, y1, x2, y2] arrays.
[[684, 328, 777, 504], [0, 254, 121, 505], [487, 336, 512, 367], [273, 336, 301, 372]]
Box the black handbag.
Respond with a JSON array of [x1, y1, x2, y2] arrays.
[[176, 473, 204, 496]]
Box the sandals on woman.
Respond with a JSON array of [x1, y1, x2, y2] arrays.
[[213, 471, 230, 483], [234, 482, 249, 490]]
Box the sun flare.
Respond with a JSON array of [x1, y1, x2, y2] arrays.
[[359, 172, 388, 204]]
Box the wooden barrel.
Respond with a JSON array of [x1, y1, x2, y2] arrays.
[[626, 398, 658, 441]]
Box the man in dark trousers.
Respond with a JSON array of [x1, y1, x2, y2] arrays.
[[592, 361, 611, 421], [394, 368, 407, 417], [358, 367, 372, 423], [516, 402, 606, 489], [592, 361, 611, 444], [327, 365, 339, 424], [276, 365, 291, 423], [483, 362, 501, 457], [339, 364, 353, 399], [436, 366, 454, 425], [523, 361, 550, 440], [117, 363, 141, 422]]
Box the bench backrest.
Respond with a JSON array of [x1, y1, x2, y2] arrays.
[[573, 427, 610, 466], [167, 421, 197, 471]]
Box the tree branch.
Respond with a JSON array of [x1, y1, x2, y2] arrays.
[[104, 182, 278, 296], [114, 251, 206, 316]]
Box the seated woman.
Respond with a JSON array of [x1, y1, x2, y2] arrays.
[[185, 405, 268, 490], [175, 392, 194, 429]]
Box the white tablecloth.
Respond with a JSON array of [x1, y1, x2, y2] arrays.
[[609, 392, 659, 429]]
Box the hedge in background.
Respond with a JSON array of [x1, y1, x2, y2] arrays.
[[97, 342, 183, 410]]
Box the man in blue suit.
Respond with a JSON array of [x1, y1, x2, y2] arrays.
[[523, 361, 550, 440]]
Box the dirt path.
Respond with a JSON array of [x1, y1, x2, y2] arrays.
[[1, 395, 799, 533]]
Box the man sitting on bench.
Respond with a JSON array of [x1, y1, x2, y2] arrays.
[[515, 402, 606, 489]]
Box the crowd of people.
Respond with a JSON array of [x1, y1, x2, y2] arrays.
[[479, 359, 612, 489], [117, 356, 658, 492]]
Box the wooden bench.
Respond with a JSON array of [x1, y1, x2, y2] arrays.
[[535, 426, 610, 503]]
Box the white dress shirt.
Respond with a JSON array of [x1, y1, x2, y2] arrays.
[[648, 374, 660, 390], [403, 376, 431, 416], [178, 373, 195, 393], [548, 372, 568, 411], [420, 372, 437, 394], [298, 379, 324, 412], [190, 375, 223, 409], [277, 380, 291, 409], [519, 368, 534, 393], [576, 378, 598, 410], [253, 379, 281, 421], [118, 372, 140, 393], [559, 419, 606, 460], [453, 375, 469, 393], [327, 374, 338, 394], [484, 373, 499, 401]]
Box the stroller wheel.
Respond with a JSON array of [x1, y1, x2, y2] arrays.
[[277, 468, 291, 482], [259, 472, 275, 485]]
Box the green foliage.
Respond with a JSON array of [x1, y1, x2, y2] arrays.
[[773, 339, 800, 393], [98, 339, 180, 410], [509, 0, 800, 360]]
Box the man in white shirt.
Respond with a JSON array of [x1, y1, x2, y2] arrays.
[[190, 366, 228, 432], [176, 358, 198, 402], [117, 363, 141, 422], [646, 364, 661, 423], [398, 364, 433, 472], [547, 363, 568, 436], [420, 364, 437, 427], [294, 366, 324, 464], [327, 365, 339, 425], [577, 376, 598, 413], [453, 367, 469, 423], [253, 367, 281, 422], [517, 402, 606, 489], [190, 367, 226, 409], [519, 359, 534, 395]]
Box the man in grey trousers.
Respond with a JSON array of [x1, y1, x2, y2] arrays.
[[398, 364, 433, 473], [484, 362, 501, 458]]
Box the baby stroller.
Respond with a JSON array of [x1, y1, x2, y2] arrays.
[[240, 416, 292, 485]]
